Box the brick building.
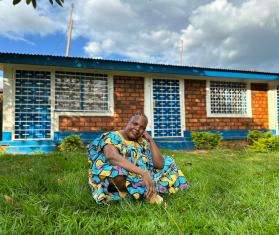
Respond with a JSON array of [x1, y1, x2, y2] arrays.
[[0, 52, 278, 153]]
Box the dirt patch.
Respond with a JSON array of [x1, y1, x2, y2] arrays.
[[220, 140, 249, 149]]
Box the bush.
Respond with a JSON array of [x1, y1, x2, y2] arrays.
[[247, 130, 272, 145], [249, 135, 279, 153], [192, 132, 222, 150], [57, 135, 86, 153]]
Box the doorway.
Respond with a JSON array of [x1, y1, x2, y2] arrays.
[[152, 78, 183, 138]]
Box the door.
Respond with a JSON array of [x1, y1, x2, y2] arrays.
[[14, 70, 51, 139], [152, 78, 182, 138]]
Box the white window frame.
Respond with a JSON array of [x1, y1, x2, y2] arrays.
[[206, 79, 252, 118], [53, 71, 114, 117], [267, 83, 278, 135]]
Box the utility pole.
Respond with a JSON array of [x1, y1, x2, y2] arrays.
[[180, 39, 184, 65], [65, 4, 74, 57]]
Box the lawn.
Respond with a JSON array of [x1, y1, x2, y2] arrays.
[[0, 149, 279, 234]]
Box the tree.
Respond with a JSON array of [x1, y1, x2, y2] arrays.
[[12, 0, 64, 8]]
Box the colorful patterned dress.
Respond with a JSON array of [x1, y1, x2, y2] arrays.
[[88, 131, 188, 204]]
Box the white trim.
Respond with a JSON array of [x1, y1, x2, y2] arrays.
[[206, 80, 211, 118], [54, 111, 114, 116], [150, 78, 155, 138], [247, 82, 252, 117], [206, 80, 252, 118], [267, 83, 278, 134], [12, 68, 15, 140], [2, 66, 15, 136], [108, 74, 114, 116], [144, 77, 152, 132], [50, 69, 56, 135], [180, 79, 185, 132]]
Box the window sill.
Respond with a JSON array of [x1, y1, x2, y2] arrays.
[[53, 110, 114, 117], [207, 113, 252, 118]]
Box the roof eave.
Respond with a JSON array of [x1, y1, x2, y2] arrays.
[[0, 52, 279, 81]]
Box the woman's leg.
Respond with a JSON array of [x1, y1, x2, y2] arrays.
[[154, 156, 188, 194]]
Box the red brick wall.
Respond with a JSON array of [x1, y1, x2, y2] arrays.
[[251, 83, 269, 129], [185, 80, 268, 131], [59, 76, 144, 131]]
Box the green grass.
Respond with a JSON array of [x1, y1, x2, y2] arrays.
[[0, 149, 279, 234]]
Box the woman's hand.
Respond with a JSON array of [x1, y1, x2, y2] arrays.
[[142, 131, 153, 143], [142, 132, 164, 170], [141, 170, 155, 199]]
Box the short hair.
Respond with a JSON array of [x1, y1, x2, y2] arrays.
[[130, 111, 148, 124]]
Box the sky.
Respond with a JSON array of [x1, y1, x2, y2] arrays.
[[1, 0, 279, 89]]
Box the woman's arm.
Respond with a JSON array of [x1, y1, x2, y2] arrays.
[[104, 144, 145, 175], [142, 132, 164, 169], [103, 144, 155, 199]]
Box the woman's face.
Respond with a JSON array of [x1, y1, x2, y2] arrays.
[[124, 116, 147, 141]]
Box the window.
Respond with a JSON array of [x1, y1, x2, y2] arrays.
[[55, 71, 112, 113], [207, 81, 250, 117]]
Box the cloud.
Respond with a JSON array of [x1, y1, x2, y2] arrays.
[[1, 0, 279, 72], [181, 0, 279, 70], [0, 0, 65, 40], [84, 38, 115, 56], [76, 0, 279, 71], [73, 0, 209, 63]]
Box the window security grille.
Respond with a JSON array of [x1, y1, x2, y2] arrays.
[[15, 70, 51, 139], [210, 81, 248, 115], [153, 79, 182, 137], [55, 71, 109, 112]]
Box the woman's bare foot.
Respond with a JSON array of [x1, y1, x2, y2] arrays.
[[147, 194, 163, 204]]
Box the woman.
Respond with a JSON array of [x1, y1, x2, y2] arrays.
[[88, 112, 188, 204]]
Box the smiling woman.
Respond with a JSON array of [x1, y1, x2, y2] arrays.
[[87, 112, 189, 204]]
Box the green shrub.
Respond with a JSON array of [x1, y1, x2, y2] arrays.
[[249, 135, 279, 153], [247, 130, 272, 145], [57, 135, 86, 153], [191, 132, 222, 150]]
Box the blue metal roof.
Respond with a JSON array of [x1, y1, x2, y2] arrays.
[[0, 52, 279, 81]]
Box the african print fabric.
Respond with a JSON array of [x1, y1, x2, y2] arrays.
[[88, 131, 188, 204]]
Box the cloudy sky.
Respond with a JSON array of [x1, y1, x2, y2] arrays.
[[1, 0, 279, 87]]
